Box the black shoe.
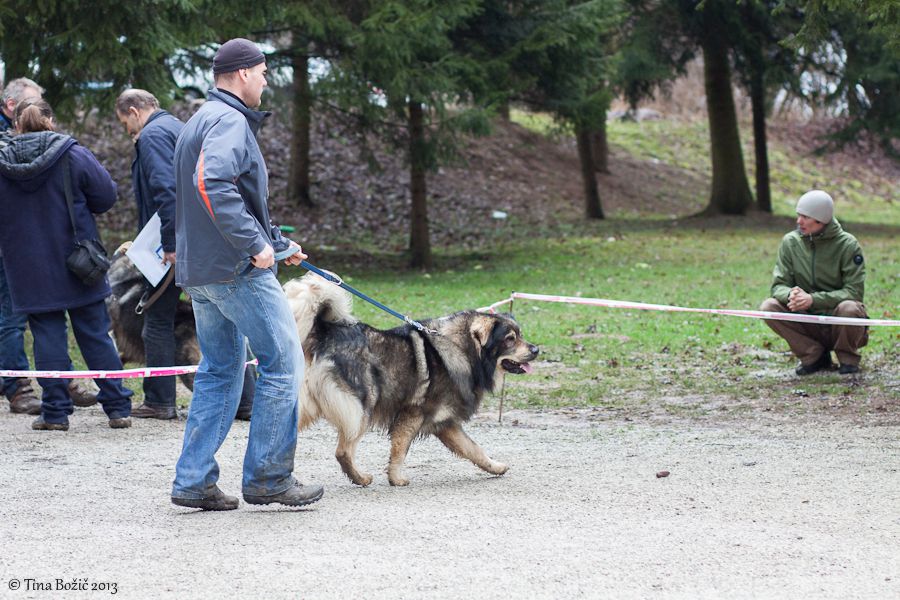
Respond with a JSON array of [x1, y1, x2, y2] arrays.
[[131, 403, 178, 420], [234, 408, 252, 421], [244, 481, 324, 507], [32, 416, 69, 431], [795, 353, 832, 376], [172, 485, 239, 511], [108, 417, 132, 429], [838, 363, 860, 375]]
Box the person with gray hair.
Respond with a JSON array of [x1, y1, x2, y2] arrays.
[[115, 89, 258, 421], [0, 76, 45, 415], [1, 77, 43, 136], [760, 190, 868, 376], [115, 89, 184, 420]]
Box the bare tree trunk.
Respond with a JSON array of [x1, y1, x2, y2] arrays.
[[701, 39, 753, 215], [576, 126, 604, 219], [749, 63, 771, 213], [590, 119, 609, 173], [408, 100, 432, 269], [288, 51, 313, 208], [497, 101, 510, 121]]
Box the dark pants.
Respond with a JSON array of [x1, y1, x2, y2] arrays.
[[0, 260, 29, 398], [760, 298, 869, 367], [29, 300, 133, 424], [141, 280, 181, 408], [142, 279, 254, 412]]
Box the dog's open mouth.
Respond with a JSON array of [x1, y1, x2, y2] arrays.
[[501, 359, 533, 374]]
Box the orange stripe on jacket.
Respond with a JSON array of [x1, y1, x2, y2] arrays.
[[197, 150, 215, 220]]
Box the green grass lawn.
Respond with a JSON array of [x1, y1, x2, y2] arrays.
[[307, 219, 898, 414]]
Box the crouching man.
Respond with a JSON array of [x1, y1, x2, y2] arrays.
[[760, 190, 868, 376]]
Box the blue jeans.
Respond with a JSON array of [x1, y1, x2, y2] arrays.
[[28, 300, 133, 423], [171, 267, 303, 499], [0, 260, 30, 398], [141, 278, 256, 412]]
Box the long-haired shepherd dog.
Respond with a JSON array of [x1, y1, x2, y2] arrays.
[[106, 243, 201, 389], [284, 272, 539, 487]]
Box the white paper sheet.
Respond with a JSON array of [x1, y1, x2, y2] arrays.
[[125, 212, 171, 287]]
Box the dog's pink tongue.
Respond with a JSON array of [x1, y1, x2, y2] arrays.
[[521, 363, 533, 374]]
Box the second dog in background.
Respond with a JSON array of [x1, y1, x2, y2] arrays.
[[105, 245, 256, 419]]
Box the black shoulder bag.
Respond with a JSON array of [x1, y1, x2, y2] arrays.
[[62, 155, 111, 286]]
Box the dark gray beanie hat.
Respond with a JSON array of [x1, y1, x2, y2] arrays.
[[213, 38, 265, 75]]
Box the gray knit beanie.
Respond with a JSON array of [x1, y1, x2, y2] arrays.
[[796, 190, 834, 223], [213, 38, 265, 75]]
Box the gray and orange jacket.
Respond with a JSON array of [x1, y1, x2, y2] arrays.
[[174, 88, 288, 287], [770, 218, 865, 315]]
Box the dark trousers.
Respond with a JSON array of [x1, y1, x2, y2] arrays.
[[29, 300, 133, 424], [760, 298, 869, 367], [0, 259, 29, 398], [141, 280, 181, 408], [142, 279, 254, 411]]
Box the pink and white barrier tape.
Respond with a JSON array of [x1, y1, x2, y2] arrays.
[[0, 359, 258, 380], [481, 292, 899, 327], [5, 292, 895, 380]]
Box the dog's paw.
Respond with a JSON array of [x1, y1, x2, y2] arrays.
[[388, 475, 410, 487], [488, 462, 508, 476], [353, 473, 374, 487]]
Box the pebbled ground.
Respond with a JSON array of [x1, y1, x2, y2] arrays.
[[0, 405, 898, 599]]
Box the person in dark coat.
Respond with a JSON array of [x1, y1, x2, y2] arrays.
[[0, 98, 132, 430], [115, 89, 255, 420], [0, 77, 44, 415]]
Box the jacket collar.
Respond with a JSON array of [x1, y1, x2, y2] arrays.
[[143, 109, 169, 128], [799, 218, 842, 243], [207, 88, 270, 135]]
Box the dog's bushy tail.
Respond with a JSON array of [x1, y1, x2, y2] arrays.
[[283, 271, 356, 343]]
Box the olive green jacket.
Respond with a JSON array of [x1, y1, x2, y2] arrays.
[[770, 218, 865, 314]]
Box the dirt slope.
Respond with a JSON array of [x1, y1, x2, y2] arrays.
[[75, 107, 895, 254]]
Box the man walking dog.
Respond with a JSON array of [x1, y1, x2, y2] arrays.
[[116, 89, 258, 421], [170, 38, 323, 511]]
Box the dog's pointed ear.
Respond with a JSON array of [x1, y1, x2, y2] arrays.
[[470, 315, 495, 348]]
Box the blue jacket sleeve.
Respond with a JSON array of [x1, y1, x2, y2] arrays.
[[72, 145, 117, 215], [137, 129, 178, 252], [193, 114, 266, 256]]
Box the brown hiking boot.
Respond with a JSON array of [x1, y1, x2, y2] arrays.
[[32, 416, 69, 431], [9, 378, 41, 415], [243, 481, 324, 507], [131, 403, 177, 420], [172, 485, 239, 511], [68, 380, 99, 407]]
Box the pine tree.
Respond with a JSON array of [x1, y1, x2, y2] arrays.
[[321, 0, 489, 269]]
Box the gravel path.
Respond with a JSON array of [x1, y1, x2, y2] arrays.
[[1, 405, 898, 599]]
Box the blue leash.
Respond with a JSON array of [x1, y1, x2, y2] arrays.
[[299, 260, 438, 335]]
